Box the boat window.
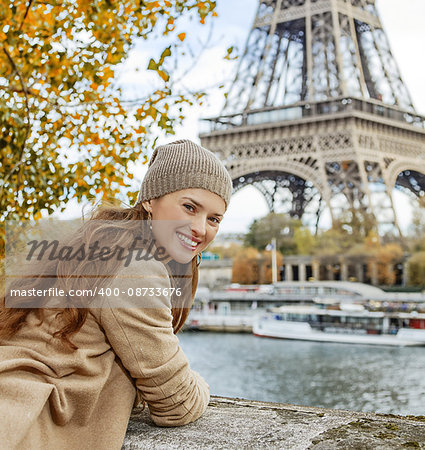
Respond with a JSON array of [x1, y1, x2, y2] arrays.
[[288, 313, 309, 321]]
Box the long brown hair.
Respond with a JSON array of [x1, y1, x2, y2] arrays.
[[0, 202, 199, 349]]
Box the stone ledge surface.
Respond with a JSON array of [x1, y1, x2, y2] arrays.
[[123, 396, 425, 449]]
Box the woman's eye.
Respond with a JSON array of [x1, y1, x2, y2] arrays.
[[209, 217, 220, 224], [184, 204, 195, 212]]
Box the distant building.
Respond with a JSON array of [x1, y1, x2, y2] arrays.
[[211, 232, 244, 248], [198, 252, 409, 288], [280, 254, 408, 286], [198, 258, 233, 289]]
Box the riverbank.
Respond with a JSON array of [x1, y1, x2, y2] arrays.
[[124, 396, 425, 449]]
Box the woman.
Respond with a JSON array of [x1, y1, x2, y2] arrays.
[[0, 139, 233, 449]]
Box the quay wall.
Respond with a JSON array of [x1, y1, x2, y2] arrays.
[[124, 396, 425, 449]]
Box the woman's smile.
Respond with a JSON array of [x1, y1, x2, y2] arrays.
[[176, 231, 201, 251]]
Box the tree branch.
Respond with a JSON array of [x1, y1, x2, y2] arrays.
[[1, 46, 32, 194], [18, 0, 34, 32]]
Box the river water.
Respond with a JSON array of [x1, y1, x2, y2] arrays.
[[179, 332, 425, 416]]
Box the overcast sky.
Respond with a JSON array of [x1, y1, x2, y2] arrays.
[[59, 0, 425, 235]]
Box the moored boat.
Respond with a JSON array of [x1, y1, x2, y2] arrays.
[[253, 305, 425, 346]]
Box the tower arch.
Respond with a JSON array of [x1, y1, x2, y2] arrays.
[[201, 0, 425, 236]]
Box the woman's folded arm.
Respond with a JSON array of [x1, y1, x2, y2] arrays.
[[97, 260, 210, 426]]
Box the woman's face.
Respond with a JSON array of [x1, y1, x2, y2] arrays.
[[142, 188, 226, 264]]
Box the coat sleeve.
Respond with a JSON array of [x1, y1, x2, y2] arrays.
[[98, 259, 210, 427]]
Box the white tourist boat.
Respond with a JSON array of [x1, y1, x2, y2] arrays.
[[253, 304, 425, 346]]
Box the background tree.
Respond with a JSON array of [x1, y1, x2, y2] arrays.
[[407, 251, 425, 287], [1, 0, 222, 251], [208, 242, 241, 260], [313, 227, 353, 257], [231, 246, 283, 285], [407, 206, 425, 253], [374, 243, 404, 285], [258, 250, 283, 284], [244, 212, 301, 255], [337, 206, 377, 242], [293, 227, 316, 255], [232, 247, 259, 285]]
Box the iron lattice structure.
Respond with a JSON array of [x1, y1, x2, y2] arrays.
[[200, 0, 425, 235]]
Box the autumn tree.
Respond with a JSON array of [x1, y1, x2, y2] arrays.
[[373, 243, 404, 285], [232, 247, 260, 285], [407, 252, 425, 287], [258, 249, 283, 284], [0, 0, 221, 247], [232, 246, 284, 285]]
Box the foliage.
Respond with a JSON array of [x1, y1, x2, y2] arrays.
[[313, 227, 355, 257], [410, 205, 425, 236], [232, 247, 259, 285], [208, 242, 241, 259], [293, 227, 316, 255], [363, 230, 381, 251], [258, 250, 283, 284], [310, 208, 376, 259], [343, 233, 403, 285], [243, 209, 379, 261], [407, 251, 425, 287], [372, 243, 404, 285], [336, 207, 376, 241], [406, 206, 425, 253], [0, 0, 219, 248], [231, 246, 283, 285], [238, 208, 408, 285], [244, 213, 302, 255]]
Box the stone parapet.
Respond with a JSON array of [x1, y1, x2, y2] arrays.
[[124, 396, 425, 449]]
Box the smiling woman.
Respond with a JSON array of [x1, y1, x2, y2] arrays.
[[144, 189, 225, 263], [0, 139, 233, 449]]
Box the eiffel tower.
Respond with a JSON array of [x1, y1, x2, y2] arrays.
[[199, 0, 425, 235]]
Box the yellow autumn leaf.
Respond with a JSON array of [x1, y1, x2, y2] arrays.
[[157, 70, 169, 82]]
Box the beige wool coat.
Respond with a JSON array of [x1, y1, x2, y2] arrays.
[[0, 250, 209, 449]]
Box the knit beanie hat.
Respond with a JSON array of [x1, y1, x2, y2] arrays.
[[136, 139, 233, 209]]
